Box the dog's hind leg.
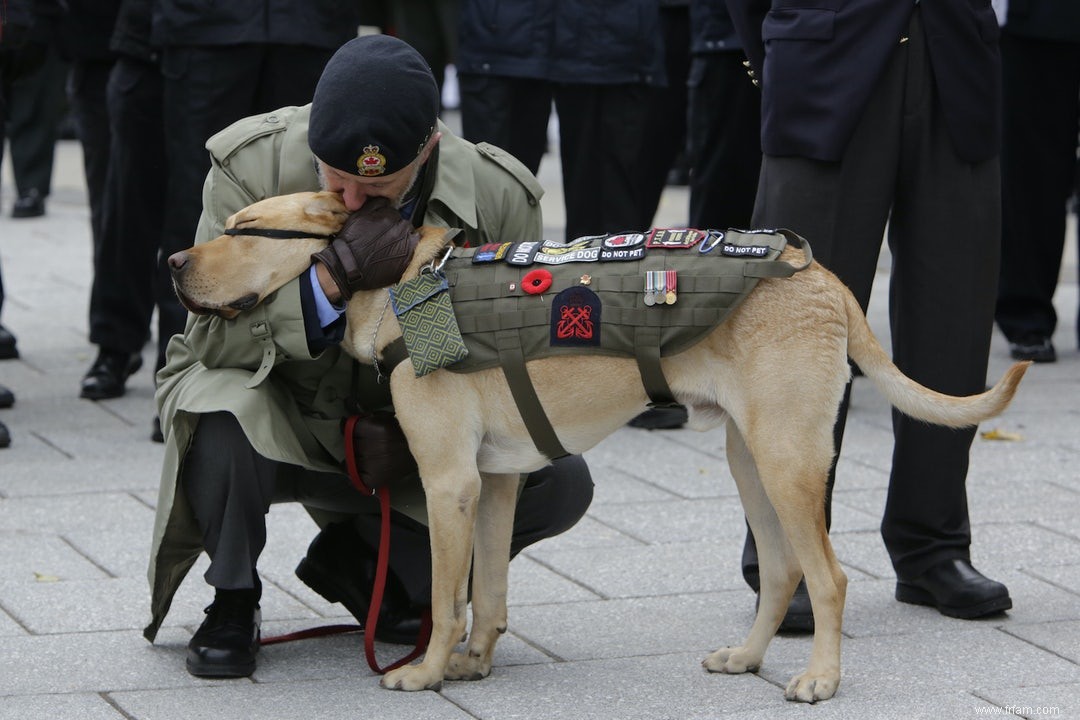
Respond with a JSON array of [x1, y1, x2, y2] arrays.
[[446, 472, 519, 681], [382, 469, 481, 692], [704, 421, 802, 675]]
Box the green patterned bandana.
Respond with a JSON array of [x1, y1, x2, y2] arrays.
[[389, 270, 469, 376]]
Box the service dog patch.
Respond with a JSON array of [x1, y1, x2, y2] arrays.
[[550, 286, 601, 347], [535, 238, 601, 265]]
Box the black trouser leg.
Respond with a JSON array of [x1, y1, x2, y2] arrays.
[[7, 44, 66, 198], [184, 412, 593, 600], [350, 454, 595, 605], [90, 57, 169, 357], [554, 83, 649, 241], [68, 59, 114, 251], [687, 52, 760, 230], [637, 4, 690, 228], [458, 74, 551, 176], [995, 32, 1080, 343]]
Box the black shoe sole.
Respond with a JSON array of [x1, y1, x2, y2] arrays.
[[895, 582, 1012, 619], [1010, 349, 1056, 363], [11, 207, 44, 219], [0, 346, 17, 360], [186, 649, 258, 678], [627, 406, 688, 430], [778, 611, 815, 633]]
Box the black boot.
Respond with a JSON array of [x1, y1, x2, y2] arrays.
[[186, 585, 262, 678], [80, 348, 143, 400], [627, 404, 688, 429], [896, 559, 1011, 619], [0, 325, 17, 360], [295, 521, 423, 644]]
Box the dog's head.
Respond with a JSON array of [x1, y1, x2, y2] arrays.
[[168, 192, 350, 319]]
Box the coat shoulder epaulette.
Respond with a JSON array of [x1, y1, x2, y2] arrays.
[[205, 107, 305, 163], [475, 142, 544, 205]]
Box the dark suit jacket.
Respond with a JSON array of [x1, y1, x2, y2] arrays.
[[1005, 0, 1080, 42], [726, 0, 1001, 163]]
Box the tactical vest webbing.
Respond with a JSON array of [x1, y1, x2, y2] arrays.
[[387, 228, 813, 460]]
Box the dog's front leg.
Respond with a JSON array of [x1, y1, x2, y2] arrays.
[[382, 473, 480, 692], [446, 472, 519, 681]]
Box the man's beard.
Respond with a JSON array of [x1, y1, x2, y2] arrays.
[[315, 160, 421, 209]]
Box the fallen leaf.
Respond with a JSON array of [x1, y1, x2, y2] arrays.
[[980, 428, 1024, 442], [33, 572, 61, 583]]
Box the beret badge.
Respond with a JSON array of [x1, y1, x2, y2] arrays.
[[357, 145, 388, 176]]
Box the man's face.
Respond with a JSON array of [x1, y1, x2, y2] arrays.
[[316, 133, 440, 212]]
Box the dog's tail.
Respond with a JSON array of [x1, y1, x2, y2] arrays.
[[844, 290, 1030, 428]]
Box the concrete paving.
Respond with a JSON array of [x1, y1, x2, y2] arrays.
[[1, 117, 1078, 720]]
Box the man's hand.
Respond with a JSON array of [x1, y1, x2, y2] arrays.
[[311, 197, 419, 301]]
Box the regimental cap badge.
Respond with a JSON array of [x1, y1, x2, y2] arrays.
[[357, 145, 388, 176]]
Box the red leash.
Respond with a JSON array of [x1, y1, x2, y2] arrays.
[[261, 416, 433, 674]]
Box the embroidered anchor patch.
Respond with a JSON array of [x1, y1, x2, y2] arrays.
[[550, 286, 602, 347]]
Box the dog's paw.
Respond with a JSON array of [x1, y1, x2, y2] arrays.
[[445, 650, 493, 681], [380, 665, 444, 692], [702, 646, 761, 674], [784, 671, 838, 703]]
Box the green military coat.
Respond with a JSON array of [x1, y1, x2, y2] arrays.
[[145, 105, 544, 641]]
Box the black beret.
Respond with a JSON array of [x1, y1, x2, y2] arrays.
[[309, 35, 439, 177]]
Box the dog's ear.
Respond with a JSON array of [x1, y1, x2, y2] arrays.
[[304, 192, 350, 229]]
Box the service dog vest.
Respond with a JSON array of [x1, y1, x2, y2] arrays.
[[385, 228, 813, 459]]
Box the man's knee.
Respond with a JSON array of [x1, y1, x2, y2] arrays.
[[512, 455, 594, 555]]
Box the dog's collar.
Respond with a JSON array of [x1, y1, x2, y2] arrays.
[[224, 227, 337, 240]]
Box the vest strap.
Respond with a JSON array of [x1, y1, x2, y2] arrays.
[[634, 325, 678, 408], [495, 329, 569, 460]]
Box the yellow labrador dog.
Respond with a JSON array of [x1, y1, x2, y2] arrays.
[[170, 191, 1028, 703]]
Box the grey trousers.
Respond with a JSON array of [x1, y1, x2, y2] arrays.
[[181, 412, 593, 601]]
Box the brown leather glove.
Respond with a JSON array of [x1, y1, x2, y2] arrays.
[[311, 197, 420, 300], [346, 412, 419, 491]]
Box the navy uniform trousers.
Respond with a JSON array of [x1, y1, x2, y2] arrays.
[[744, 10, 1000, 581]]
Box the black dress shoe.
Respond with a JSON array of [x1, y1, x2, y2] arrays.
[[187, 588, 261, 678], [151, 416, 164, 443], [0, 419, 10, 449], [11, 189, 45, 218], [745, 566, 814, 633], [0, 384, 13, 409], [751, 578, 814, 633], [628, 404, 688, 430], [1008, 335, 1056, 363], [80, 349, 143, 400], [896, 558, 1012, 619], [0, 325, 17, 359], [295, 521, 423, 645]]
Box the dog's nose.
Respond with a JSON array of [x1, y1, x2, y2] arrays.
[[167, 251, 189, 274]]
